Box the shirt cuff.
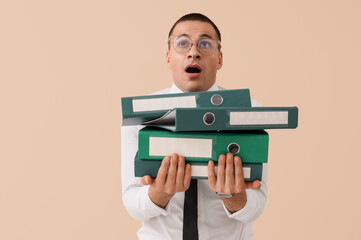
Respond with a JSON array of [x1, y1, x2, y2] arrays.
[[222, 189, 260, 221], [141, 185, 173, 216]]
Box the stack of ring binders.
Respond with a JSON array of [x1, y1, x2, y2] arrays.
[[121, 89, 298, 181]]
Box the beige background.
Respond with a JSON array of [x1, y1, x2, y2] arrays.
[[1, 0, 360, 239]]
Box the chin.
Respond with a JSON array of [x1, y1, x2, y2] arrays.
[[183, 84, 209, 93], [190, 80, 215, 92], [175, 78, 214, 93]]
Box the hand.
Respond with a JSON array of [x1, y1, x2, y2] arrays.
[[141, 153, 192, 208], [208, 153, 261, 212]]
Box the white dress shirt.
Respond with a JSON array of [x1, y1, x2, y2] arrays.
[[121, 83, 268, 240]]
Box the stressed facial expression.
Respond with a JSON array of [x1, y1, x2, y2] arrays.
[[166, 20, 223, 92]]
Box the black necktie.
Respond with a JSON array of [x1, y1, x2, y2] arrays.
[[183, 179, 199, 240]]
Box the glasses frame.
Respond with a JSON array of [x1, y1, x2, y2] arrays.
[[168, 35, 221, 54]]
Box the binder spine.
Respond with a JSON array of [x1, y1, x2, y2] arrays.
[[138, 127, 269, 163], [134, 156, 263, 181]]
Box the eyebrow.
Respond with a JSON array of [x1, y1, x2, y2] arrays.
[[176, 33, 214, 39], [177, 34, 190, 38], [199, 33, 213, 39]]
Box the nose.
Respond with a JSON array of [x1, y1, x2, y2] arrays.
[[187, 43, 201, 59]]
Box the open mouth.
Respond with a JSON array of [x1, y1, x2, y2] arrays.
[[185, 65, 202, 73]]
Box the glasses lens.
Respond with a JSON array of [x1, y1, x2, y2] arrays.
[[198, 39, 217, 53], [174, 36, 192, 52]]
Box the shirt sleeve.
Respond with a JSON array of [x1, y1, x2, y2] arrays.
[[121, 125, 172, 221], [221, 164, 268, 223]]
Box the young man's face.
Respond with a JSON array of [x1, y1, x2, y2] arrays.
[[166, 20, 223, 92]]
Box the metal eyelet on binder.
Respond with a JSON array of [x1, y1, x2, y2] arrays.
[[227, 143, 240, 154], [203, 112, 215, 125], [211, 94, 223, 106]]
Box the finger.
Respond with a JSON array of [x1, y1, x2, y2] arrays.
[[216, 154, 226, 188], [176, 155, 185, 189], [183, 163, 192, 190], [225, 153, 235, 190], [156, 155, 170, 186], [208, 160, 217, 190], [246, 180, 261, 190], [141, 175, 154, 185], [166, 153, 178, 186], [234, 155, 245, 191]]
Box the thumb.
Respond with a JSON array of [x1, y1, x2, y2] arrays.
[[141, 175, 154, 185], [245, 180, 261, 190]]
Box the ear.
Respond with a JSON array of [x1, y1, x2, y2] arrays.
[[217, 51, 223, 70], [166, 51, 171, 69]]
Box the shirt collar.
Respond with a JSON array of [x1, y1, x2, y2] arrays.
[[170, 82, 220, 94]]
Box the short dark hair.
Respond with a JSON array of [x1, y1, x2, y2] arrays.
[[168, 13, 221, 49]]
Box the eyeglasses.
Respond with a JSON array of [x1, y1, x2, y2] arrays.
[[168, 35, 221, 54]]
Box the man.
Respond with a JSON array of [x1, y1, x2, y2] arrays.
[[121, 13, 267, 240]]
